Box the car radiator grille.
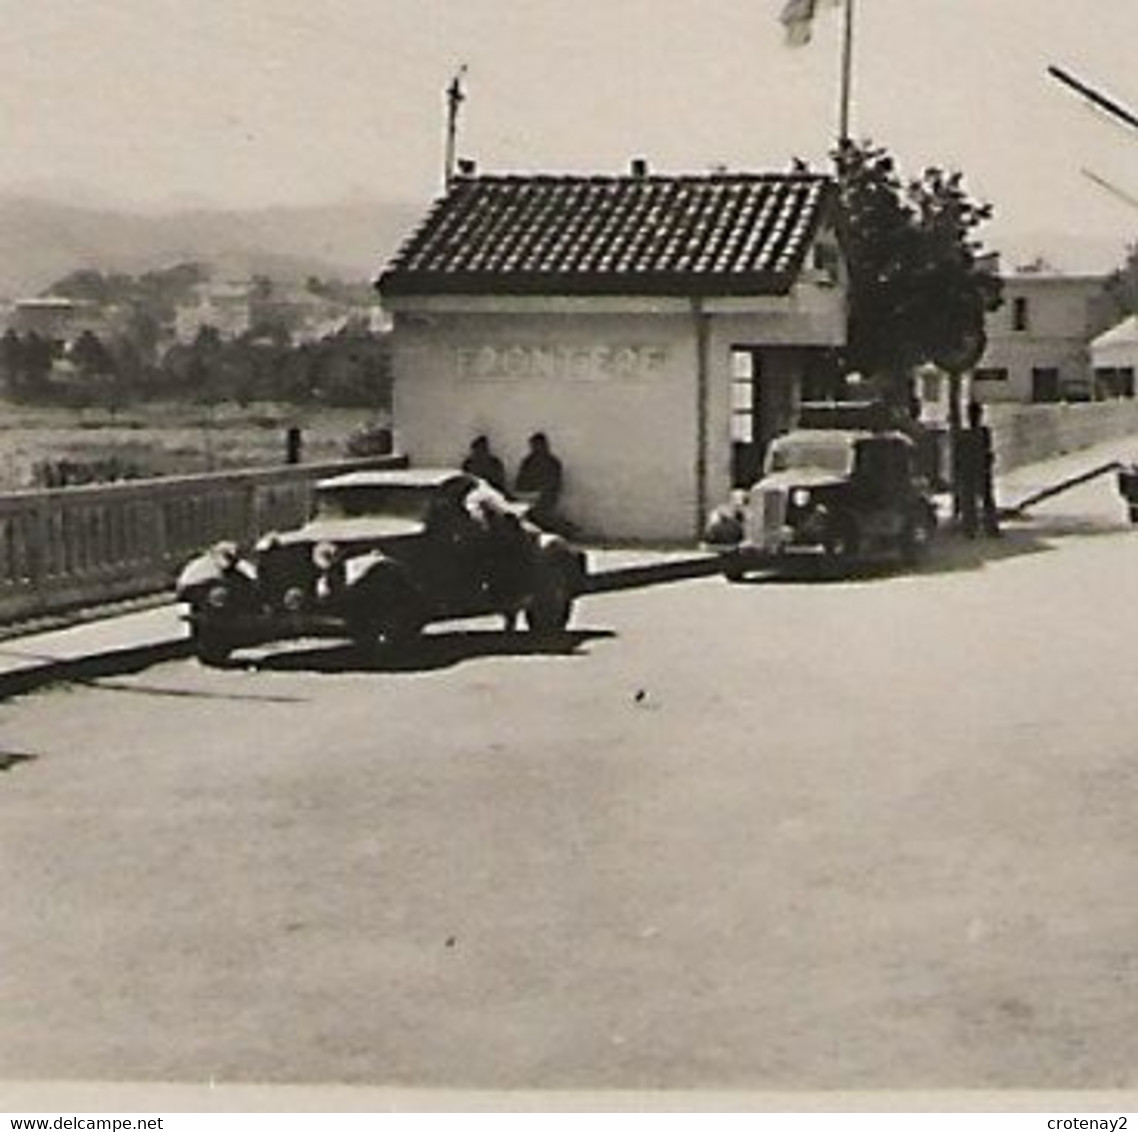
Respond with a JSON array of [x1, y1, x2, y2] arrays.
[[257, 545, 318, 607]]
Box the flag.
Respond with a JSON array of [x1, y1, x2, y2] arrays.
[[779, 0, 840, 47], [780, 0, 815, 45]]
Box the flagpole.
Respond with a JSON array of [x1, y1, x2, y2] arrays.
[[838, 0, 854, 144]]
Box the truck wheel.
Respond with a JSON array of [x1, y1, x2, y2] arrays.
[[824, 520, 859, 570], [524, 565, 574, 635], [900, 512, 935, 565], [1129, 505, 1138, 525]]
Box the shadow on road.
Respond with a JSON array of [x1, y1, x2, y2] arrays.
[[721, 512, 1133, 586], [251, 626, 616, 675], [585, 556, 724, 594]]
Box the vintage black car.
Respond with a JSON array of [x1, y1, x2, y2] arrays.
[[174, 468, 588, 664], [705, 428, 937, 577]]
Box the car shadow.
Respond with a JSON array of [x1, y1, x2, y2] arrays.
[[724, 513, 1133, 585], [585, 556, 725, 593], [249, 626, 616, 675]]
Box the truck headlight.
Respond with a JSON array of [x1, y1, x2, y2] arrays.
[[791, 488, 812, 508]]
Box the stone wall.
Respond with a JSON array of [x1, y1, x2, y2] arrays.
[[988, 400, 1138, 471]]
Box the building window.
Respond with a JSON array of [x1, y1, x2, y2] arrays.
[[974, 367, 1009, 383], [1094, 366, 1136, 399], [1012, 296, 1029, 331], [1031, 367, 1060, 403], [730, 350, 755, 443]]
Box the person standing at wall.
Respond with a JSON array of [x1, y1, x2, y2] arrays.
[[959, 401, 1000, 537], [514, 431, 564, 529], [461, 435, 507, 493]]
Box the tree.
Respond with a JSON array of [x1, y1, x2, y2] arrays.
[[16, 333, 55, 398], [1106, 242, 1138, 317], [70, 330, 115, 379], [833, 139, 1003, 396], [0, 329, 23, 392]]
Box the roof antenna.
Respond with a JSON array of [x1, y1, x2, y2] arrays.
[[444, 64, 468, 191]]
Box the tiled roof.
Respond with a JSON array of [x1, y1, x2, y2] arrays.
[[378, 172, 834, 298]]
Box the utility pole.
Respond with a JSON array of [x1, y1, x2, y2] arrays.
[[443, 64, 468, 191]]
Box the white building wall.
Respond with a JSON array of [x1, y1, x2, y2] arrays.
[[392, 307, 700, 542], [386, 276, 846, 542], [975, 274, 1111, 403]]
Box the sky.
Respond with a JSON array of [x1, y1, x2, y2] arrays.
[[3, 0, 1137, 267]]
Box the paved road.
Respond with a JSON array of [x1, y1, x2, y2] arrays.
[[2, 470, 1138, 1094]]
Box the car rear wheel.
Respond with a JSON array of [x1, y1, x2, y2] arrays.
[[723, 555, 748, 583], [351, 608, 423, 658], [524, 564, 574, 635]]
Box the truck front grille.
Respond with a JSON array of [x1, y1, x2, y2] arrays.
[[746, 487, 786, 549]]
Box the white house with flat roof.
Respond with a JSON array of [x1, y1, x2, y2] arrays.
[[973, 271, 1117, 404]]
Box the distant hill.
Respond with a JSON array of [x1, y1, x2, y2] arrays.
[[0, 195, 427, 298]]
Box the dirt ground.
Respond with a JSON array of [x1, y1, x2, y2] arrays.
[[0, 400, 390, 488]]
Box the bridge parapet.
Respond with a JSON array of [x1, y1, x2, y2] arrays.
[[0, 455, 407, 624]]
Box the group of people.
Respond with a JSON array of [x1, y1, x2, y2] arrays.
[[462, 432, 565, 529]]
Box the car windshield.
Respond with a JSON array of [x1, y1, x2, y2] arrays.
[[314, 484, 436, 521], [765, 437, 855, 476]]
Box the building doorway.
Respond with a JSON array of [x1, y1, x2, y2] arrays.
[[1031, 367, 1060, 403]]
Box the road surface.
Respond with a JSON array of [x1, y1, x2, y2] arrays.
[[2, 473, 1137, 1093]]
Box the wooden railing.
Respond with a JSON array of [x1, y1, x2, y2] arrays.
[[0, 456, 406, 624]]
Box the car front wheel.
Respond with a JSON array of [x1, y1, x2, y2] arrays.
[[191, 623, 232, 667], [524, 564, 574, 634]]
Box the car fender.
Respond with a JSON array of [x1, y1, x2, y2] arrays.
[[175, 548, 256, 599], [342, 549, 393, 588], [345, 554, 423, 604]]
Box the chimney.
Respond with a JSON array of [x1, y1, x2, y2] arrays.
[[630, 157, 649, 178]]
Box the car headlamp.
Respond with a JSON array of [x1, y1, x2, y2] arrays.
[[282, 586, 306, 612], [312, 541, 337, 570], [206, 583, 230, 609], [791, 487, 812, 508]]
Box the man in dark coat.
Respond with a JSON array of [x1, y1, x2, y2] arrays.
[[959, 401, 1000, 537], [461, 435, 507, 493], [514, 432, 564, 527]]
